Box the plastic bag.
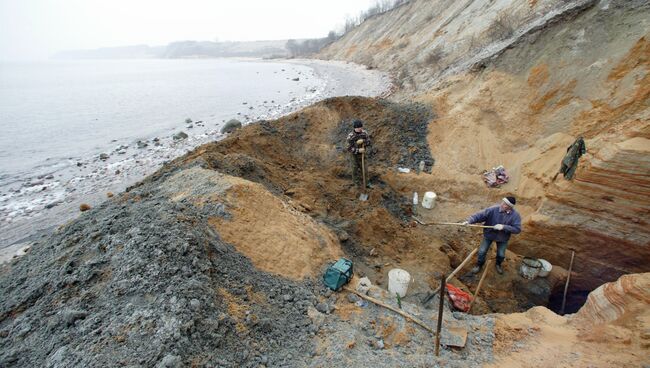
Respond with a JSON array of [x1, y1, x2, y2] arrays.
[[446, 283, 473, 312]]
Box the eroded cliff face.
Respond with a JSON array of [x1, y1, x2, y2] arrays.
[[319, 0, 650, 308], [319, 0, 599, 93], [488, 273, 650, 367]]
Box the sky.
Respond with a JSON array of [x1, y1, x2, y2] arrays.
[[0, 0, 378, 60]]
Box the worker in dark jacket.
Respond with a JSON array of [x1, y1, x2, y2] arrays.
[[346, 119, 371, 188], [464, 197, 522, 274]]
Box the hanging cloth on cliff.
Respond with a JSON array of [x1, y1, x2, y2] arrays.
[[556, 137, 586, 180]]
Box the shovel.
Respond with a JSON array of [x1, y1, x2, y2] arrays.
[[412, 216, 495, 229], [359, 148, 369, 201]]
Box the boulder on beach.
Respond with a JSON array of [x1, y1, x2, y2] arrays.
[[99, 153, 109, 161], [221, 119, 242, 134], [173, 131, 188, 140]]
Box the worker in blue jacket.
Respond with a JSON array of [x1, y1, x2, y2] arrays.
[[464, 196, 521, 275]]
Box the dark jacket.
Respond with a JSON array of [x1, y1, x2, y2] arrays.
[[467, 205, 521, 242], [347, 130, 371, 154]]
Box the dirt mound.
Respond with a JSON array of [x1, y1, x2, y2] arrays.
[[209, 180, 342, 280], [0, 167, 320, 367]]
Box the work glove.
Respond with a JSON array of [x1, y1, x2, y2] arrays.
[[356, 139, 365, 146], [358, 147, 365, 153], [461, 221, 469, 226], [494, 224, 504, 230]]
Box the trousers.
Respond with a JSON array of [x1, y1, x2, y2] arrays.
[[477, 237, 508, 266], [349, 153, 368, 187]]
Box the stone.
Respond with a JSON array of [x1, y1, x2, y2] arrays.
[[173, 132, 188, 140], [157, 354, 182, 368], [220, 119, 242, 134], [315, 302, 330, 314], [99, 153, 110, 160], [347, 294, 360, 303]]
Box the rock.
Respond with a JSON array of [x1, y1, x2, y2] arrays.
[[99, 153, 109, 160], [173, 131, 188, 140], [375, 339, 385, 350], [45, 174, 54, 180], [190, 299, 200, 310], [221, 119, 242, 134], [157, 354, 182, 368], [336, 230, 349, 242], [292, 78, 300, 81], [346, 294, 360, 303], [61, 309, 88, 327], [307, 306, 325, 328], [315, 302, 330, 314], [282, 294, 294, 302], [137, 141, 148, 149], [79, 204, 91, 212], [45, 202, 59, 209]]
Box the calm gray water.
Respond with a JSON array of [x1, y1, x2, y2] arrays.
[[0, 59, 319, 180]]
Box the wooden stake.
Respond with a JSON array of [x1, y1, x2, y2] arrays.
[[560, 251, 575, 315], [435, 273, 446, 356], [344, 286, 434, 334], [422, 247, 479, 305], [468, 260, 491, 312]]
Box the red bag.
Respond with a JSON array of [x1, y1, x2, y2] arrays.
[[446, 283, 473, 312]]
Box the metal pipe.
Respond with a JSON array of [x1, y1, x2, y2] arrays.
[[560, 250, 575, 315]]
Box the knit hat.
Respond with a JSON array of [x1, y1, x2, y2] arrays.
[[503, 196, 516, 207], [353, 119, 363, 128]]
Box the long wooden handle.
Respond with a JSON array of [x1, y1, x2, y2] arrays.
[[361, 151, 367, 189], [344, 286, 435, 334], [435, 273, 446, 356], [423, 247, 479, 304], [412, 216, 495, 229], [468, 260, 491, 312]]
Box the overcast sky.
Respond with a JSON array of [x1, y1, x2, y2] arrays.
[[0, 0, 377, 60]]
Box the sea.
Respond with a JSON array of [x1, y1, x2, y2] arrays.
[[0, 58, 389, 246]]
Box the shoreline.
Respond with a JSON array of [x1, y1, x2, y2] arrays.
[[0, 58, 391, 252]]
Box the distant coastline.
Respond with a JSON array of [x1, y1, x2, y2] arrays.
[[53, 39, 300, 60]]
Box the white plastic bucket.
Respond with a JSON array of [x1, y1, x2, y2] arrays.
[[388, 268, 411, 298], [422, 192, 437, 209], [538, 259, 552, 277]]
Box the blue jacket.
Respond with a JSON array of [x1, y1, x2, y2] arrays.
[[467, 205, 521, 242]]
